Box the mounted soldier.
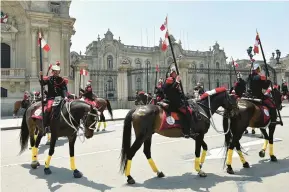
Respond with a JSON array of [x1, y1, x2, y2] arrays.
[[281, 79, 288, 97], [80, 80, 98, 107], [39, 61, 68, 129], [249, 63, 277, 122], [162, 66, 198, 138], [234, 72, 246, 98], [196, 82, 205, 95], [21, 91, 31, 108]]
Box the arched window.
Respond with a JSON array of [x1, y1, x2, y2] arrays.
[[200, 64, 204, 68], [1, 43, 11, 68], [1, 87, 8, 97], [107, 77, 113, 91], [216, 79, 220, 87], [216, 62, 220, 69], [136, 77, 142, 91], [107, 55, 113, 69]]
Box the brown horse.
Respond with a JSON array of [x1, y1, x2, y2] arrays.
[[19, 99, 98, 178], [13, 100, 30, 118], [119, 87, 239, 184], [93, 97, 113, 132], [223, 88, 283, 174]]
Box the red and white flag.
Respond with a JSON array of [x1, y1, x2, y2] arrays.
[[253, 33, 260, 54], [160, 16, 168, 31], [232, 60, 239, 68], [38, 32, 50, 52], [156, 65, 160, 72], [80, 69, 88, 76], [161, 38, 168, 51]]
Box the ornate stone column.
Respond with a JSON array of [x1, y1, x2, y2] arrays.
[[117, 64, 130, 100], [31, 28, 38, 77], [11, 33, 17, 68], [179, 60, 189, 93]]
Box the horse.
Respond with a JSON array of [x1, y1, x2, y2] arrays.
[[19, 99, 99, 178], [134, 91, 153, 105], [119, 87, 239, 184], [222, 88, 283, 174], [13, 100, 31, 118], [94, 97, 113, 132]]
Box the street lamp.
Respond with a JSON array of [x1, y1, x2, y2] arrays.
[[146, 59, 150, 93], [276, 49, 281, 64]]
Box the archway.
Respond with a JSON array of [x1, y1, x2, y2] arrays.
[[1, 43, 11, 68]]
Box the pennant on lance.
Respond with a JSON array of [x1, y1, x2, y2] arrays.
[[253, 33, 260, 54], [38, 32, 50, 52], [160, 16, 167, 31]]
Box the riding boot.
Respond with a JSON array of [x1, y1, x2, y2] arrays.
[[43, 111, 51, 129]]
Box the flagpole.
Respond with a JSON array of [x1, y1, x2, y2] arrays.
[[79, 72, 81, 97], [38, 31, 45, 129], [257, 32, 283, 126]]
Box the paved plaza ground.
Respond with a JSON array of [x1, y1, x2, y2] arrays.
[[1, 104, 289, 192]]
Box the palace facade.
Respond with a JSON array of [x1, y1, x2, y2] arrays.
[[1, 1, 75, 116]]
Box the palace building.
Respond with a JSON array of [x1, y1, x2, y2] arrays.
[[1, 1, 75, 116]]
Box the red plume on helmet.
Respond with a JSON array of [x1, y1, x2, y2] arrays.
[[88, 80, 92, 82], [56, 61, 60, 66]]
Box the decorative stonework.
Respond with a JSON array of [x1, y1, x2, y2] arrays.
[[9, 81, 16, 92], [20, 82, 25, 92]]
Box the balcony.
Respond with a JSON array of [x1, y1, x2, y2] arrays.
[[1, 68, 26, 80]]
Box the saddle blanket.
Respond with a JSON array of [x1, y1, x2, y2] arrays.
[[159, 111, 182, 131], [31, 106, 47, 120], [250, 105, 271, 128]]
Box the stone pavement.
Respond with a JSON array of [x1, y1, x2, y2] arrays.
[[0, 109, 130, 131], [1, 104, 289, 192]]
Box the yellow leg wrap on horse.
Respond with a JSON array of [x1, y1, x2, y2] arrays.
[[34, 134, 38, 141], [125, 160, 132, 176], [226, 149, 233, 165], [148, 158, 159, 172], [47, 133, 51, 141], [200, 150, 207, 164], [194, 158, 201, 172], [31, 147, 38, 161], [269, 144, 274, 156], [70, 157, 76, 170], [45, 155, 52, 168], [103, 122, 107, 129], [262, 140, 269, 151], [97, 122, 101, 129], [237, 150, 246, 164]]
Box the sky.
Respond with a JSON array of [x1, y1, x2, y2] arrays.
[[70, 0, 289, 62]]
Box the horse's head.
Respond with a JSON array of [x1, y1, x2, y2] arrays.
[[200, 87, 239, 117], [72, 101, 98, 139], [271, 88, 282, 111], [135, 91, 151, 105]]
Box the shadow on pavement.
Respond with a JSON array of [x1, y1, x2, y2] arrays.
[[21, 164, 113, 192], [94, 130, 115, 136], [129, 157, 289, 191], [37, 138, 67, 155]]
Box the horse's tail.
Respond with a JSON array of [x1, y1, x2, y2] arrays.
[[105, 99, 113, 120], [222, 113, 232, 169], [19, 108, 29, 155], [119, 108, 136, 174]]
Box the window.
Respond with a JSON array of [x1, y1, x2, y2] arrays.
[[200, 64, 204, 68], [107, 55, 113, 69], [1, 87, 7, 97], [136, 77, 142, 91], [107, 77, 113, 91], [216, 79, 220, 87], [1, 43, 11, 68], [216, 62, 220, 69]]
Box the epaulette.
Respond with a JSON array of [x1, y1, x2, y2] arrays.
[[165, 77, 174, 84], [63, 77, 69, 85], [43, 76, 50, 81]]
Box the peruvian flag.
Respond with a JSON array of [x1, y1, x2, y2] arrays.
[[161, 38, 168, 51], [38, 32, 50, 52], [232, 60, 239, 68], [80, 69, 88, 76], [253, 33, 260, 54], [160, 16, 168, 31], [156, 65, 160, 72]]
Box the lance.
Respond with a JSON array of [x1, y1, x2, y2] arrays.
[[79, 70, 82, 97], [231, 57, 238, 82], [46, 64, 52, 76], [38, 31, 45, 129], [257, 31, 283, 126], [154, 65, 158, 89], [167, 35, 187, 103]]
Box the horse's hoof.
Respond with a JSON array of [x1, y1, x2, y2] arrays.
[[157, 171, 165, 178], [31, 161, 40, 169], [243, 162, 250, 168], [73, 169, 83, 178], [46, 141, 50, 146], [259, 150, 265, 158], [127, 175, 135, 184], [198, 170, 207, 177], [44, 168, 52, 175], [226, 166, 234, 174], [270, 155, 278, 162]]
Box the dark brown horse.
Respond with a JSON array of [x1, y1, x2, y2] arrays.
[[134, 91, 153, 105], [13, 100, 31, 118], [119, 87, 239, 184], [19, 99, 98, 178], [95, 97, 113, 132], [223, 88, 283, 174]]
